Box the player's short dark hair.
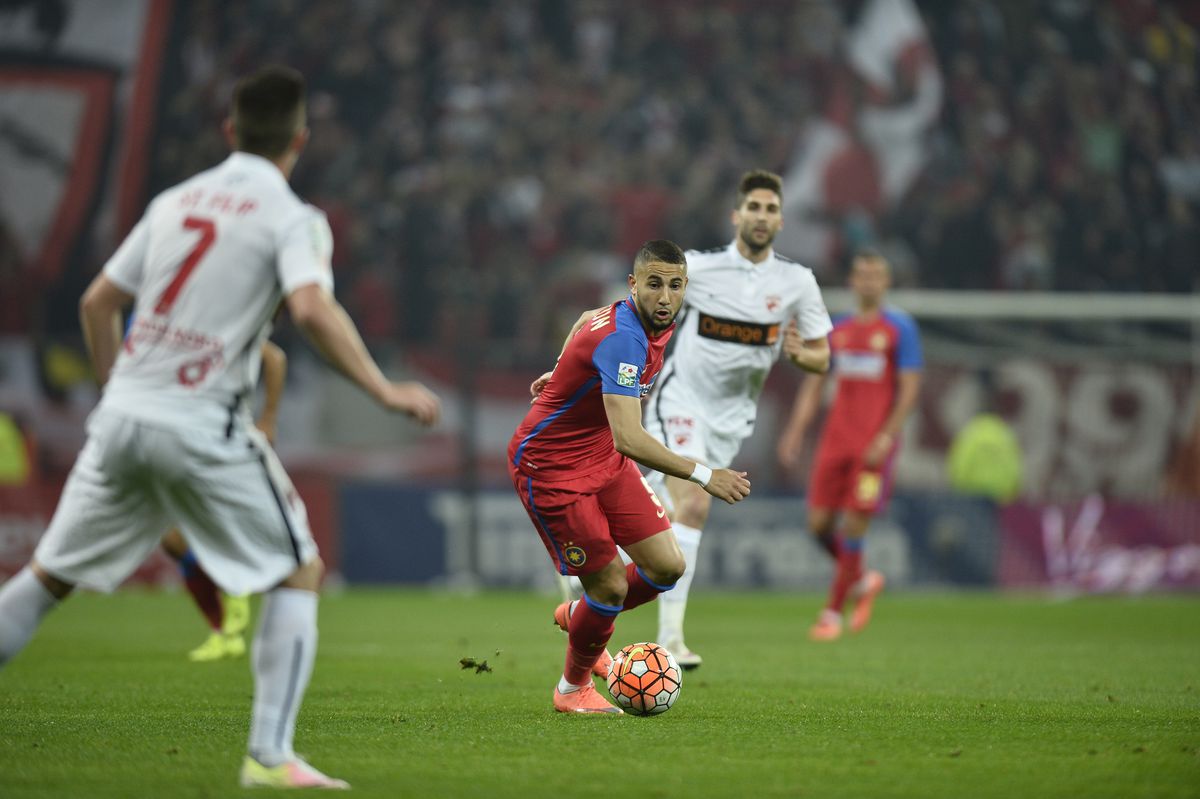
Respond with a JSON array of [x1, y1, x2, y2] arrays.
[[736, 169, 784, 208], [634, 239, 687, 271], [232, 66, 306, 159], [853, 247, 890, 268]]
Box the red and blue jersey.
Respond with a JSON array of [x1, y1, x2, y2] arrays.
[[509, 298, 673, 481], [822, 307, 922, 454]]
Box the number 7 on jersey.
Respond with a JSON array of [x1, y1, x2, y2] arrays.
[[154, 215, 216, 315]]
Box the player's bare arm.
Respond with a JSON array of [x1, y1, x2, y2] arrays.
[[79, 274, 136, 387], [255, 340, 287, 444], [286, 283, 441, 425], [782, 321, 830, 374], [863, 369, 922, 467], [777, 371, 826, 468], [603, 393, 750, 505]]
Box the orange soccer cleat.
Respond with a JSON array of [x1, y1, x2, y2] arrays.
[[553, 681, 623, 714], [553, 601, 614, 679], [849, 570, 886, 633], [808, 608, 844, 642]]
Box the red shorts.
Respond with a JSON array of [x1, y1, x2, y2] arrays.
[[509, 458, 672, 576], [808, 443, 896, 515]]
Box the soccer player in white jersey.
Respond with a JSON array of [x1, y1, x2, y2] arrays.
[[642, 170, 831, 667], [540, 171, 832, 668], [0, 66, 440, 790]]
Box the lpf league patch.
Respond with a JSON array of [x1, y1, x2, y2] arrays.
[[564, 546, 587, 567], [617, 362, 639, 388]]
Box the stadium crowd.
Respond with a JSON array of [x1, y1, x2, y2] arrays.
[[141, 0, 1198, 358]]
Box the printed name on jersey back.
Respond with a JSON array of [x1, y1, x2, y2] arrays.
[[836, 351, 886, 380], [124, 317, 227, 387], [179, 188, 258, 216]]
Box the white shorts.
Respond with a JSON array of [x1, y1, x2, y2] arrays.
[[34, 408, 318, 595], [643, 376, 745, 512]]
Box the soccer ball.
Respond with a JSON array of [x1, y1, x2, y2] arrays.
[[606, 642, 682, 716]]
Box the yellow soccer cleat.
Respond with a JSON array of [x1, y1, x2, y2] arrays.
[[239, 756, 350, 790], [188, 631, 246, 662], [221, 593, 251, 636]]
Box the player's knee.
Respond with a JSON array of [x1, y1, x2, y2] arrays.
[[30, 561, 74, 600], [808, 510, 835, 536], [588, 572, 628, 608], [647, 555, 686, 588], [282, 556, 324, 592]]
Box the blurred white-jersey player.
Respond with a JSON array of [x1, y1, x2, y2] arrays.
[[643, 170, 832, 667], [0, 66, 440, 790]]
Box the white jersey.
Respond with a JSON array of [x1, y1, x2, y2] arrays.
[[100, 152, 333, 432], [655, 241, 832, 436]]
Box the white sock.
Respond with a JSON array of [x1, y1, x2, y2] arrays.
[[0, 567, 60, 667], [557, 675, 586, 694], [658, 523, 702, 645], [248, 588, 318, 767]]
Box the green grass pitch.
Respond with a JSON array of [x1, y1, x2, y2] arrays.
[[1, 589, 1197, 798]]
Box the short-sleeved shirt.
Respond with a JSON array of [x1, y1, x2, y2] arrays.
[[820, 307, 923, 454], [101, 152, 332, 431], [653, 241, 832, 437], [509, 298, 673, 481]]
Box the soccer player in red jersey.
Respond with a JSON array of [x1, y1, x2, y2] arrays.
[[777, 250, 922, 641], [509, 240, 751, 714]]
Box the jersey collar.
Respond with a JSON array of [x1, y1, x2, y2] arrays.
[[727, 239, 774, 270], [224, 151, 290, 189]]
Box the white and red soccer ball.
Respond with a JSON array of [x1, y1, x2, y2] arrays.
[[606, 642, 682, 716]]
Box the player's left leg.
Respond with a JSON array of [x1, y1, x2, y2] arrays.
[[841, 512, 885, 634], [622, 528, 685, 612], [653, 473, 709, 668], [0, 562, 71, 666], [168, 424, 345, 786], [554, 558, 627, 714], [241, 556, 347, 788], [3, 417, 168, 666], [812, 461, 890, 641]]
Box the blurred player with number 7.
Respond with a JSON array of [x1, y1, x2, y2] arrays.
[[0, 66, 440, 790]]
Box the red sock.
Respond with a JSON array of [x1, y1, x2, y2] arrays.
[[826, 541, 864, 614], [180, 552, 222, 631], [622, 563, 674, 612], [563, 595, 619, 685]]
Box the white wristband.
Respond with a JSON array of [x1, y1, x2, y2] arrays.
[[688, 463, 712, 487]]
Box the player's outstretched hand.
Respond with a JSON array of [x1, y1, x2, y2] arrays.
[[529, 371, 553, 402], [380, 381, 441, 426], [705, 469, 751, 505]]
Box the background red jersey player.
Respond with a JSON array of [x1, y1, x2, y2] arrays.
[[778, 249, 923, 642], [509, 240, 750, 714]]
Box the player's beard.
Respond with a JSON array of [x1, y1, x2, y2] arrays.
[[637, 300, 676, 333], [739, 224, 775, 256]]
